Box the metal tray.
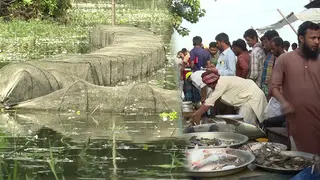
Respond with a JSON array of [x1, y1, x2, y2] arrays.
[[255, 151, 315, 173], [238, 142, 288, 152], [186, 148, 255, 177], [215, 114, 244, 120], [183, 132, 249, 148], [185, 121, 266, 140]]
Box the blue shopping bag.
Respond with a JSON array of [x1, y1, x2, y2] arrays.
[[290, 167, 320, 180]]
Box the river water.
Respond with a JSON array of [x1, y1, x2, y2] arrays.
[[0, 51, 189, 179]]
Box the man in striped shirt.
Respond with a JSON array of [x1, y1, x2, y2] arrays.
[[243, 29, 266, 87]]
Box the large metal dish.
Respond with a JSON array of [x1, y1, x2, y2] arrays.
[[215, 114, 244, 120], [238, 142, 288, 152], [186, 148, 255, 177], [183, 132, 249, 148], [182, 101, 193, 105], [255, 151, 315, 173], [185, 120, 266, 140]]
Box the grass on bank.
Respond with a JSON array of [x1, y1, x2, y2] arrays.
[[0, 5, 170, 62]]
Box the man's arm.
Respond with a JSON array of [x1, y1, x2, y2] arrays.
[[238, 55, 249, 78], [270, 55, 294, 114], [190, 50, 196, 69], [248, 49, 259, 80], [200, 87, 207, 103]]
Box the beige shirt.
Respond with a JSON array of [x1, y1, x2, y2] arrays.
[[205, 76, 267, 123]]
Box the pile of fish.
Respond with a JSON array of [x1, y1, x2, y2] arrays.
[[240, 143, 314, 171], [186, 148, 244, 171], [189, 136, 240, 147]]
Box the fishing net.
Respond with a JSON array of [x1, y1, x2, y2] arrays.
[[0, 63, 61, 106], [0, 63, 83, 106], [16, 81, 180, 114]]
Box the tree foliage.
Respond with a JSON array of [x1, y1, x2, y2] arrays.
[[0, 0, 71, 20], [168, 0, 206, 36]]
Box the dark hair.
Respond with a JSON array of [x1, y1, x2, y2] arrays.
[[292, 42, 298, 48], [264, 30, 279, 40], [232, 39, 248, 51], [283, 41, 290, 48], [215, 33, 230, 45], [260, 35, 266, 41], [271, 37, 284, 47], [297, 21, 320, 43], [243, 29, 258, 40], [181, 48, 187, 53], [193, 36, 202, 46], [209, 42, 217, 48]]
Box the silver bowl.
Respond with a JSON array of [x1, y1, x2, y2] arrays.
[[183, 132, 249, 148], [215, 114, 244, 120], [186, 148, 255, 177]]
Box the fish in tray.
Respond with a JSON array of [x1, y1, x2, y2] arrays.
[[239, 142, 287, 154], [189, 136, 240, 147], [186, 148, 244, 171]]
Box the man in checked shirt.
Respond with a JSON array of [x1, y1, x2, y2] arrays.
[[243, 29, 266, 88]]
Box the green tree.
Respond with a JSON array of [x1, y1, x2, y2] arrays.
[[169, 0, 206, 36]]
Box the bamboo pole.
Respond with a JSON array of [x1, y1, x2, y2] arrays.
[[111, 0, 116, 26], [276, 9, 298, 35]]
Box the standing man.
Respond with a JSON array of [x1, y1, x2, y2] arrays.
[[283, 40, 290, 52], [243, 29, 266, 87], [208, 42, 220, 66], [232, 39, 250, 78], [260, 30, 279, 97], [215, 33, 237, 76], [189, 36, 211, 72], [270, 37, 285, 58], [291, 42, 298, 50], [271, 21, 320, 154]]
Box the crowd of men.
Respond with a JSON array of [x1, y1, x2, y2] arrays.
[[177, 21, 320, 154]]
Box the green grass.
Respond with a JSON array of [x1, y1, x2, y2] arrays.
[[0, 4, 171, 62]]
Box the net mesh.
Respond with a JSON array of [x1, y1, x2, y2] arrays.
[[16, 81, 180, 114]]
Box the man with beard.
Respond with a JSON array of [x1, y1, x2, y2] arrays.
[[271, 21, 320, 154], [215, 33, 237, 76], [244, 29, 266, 87], [260, 30, 279, 97]]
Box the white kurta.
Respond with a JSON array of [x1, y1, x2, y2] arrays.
[[204, 76, 267, 125]]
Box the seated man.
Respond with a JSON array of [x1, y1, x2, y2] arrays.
[[191, 69, 267, 126]]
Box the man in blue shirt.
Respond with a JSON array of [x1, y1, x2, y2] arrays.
[[215, 33, 237, 76], [189, 36, 211, 72]]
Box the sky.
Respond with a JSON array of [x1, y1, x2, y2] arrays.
[[171, 0, 310, 53]]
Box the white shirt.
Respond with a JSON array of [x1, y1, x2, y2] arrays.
[[190, 70, 206, 91]]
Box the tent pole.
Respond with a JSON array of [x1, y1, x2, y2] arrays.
[[277, 9, 297, 35]]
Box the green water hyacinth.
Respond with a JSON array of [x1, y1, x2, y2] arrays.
[[159, 111, 178, 122]]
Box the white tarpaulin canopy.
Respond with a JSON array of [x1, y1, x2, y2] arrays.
[[256, 8, 320, 34]]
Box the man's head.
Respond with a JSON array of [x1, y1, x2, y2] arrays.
[[243, 29, 259, 48], [193, 36, 202, 47], [181, 48, 188, 56], [283, 41, 290, 51], [297, 21, 320, 59], [263, 30, 280, 52], [291, 42, 298, 50], [177, 51, 183, 59], [201, 69, 220, 89], [271, 37, 284, 57], [232, 39, 248, 56], [209, 42, 218, 56], [215, 33, 230, 51]]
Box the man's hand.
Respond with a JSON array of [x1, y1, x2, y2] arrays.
[[281, 101, 295, 115], [191, 111, 201, 125]]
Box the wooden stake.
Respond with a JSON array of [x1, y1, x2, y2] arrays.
[[277, 9, 297, 35], [111, 0, 116, 26]]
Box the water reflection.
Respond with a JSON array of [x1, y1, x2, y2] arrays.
[[0, 111, 187, 179]]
